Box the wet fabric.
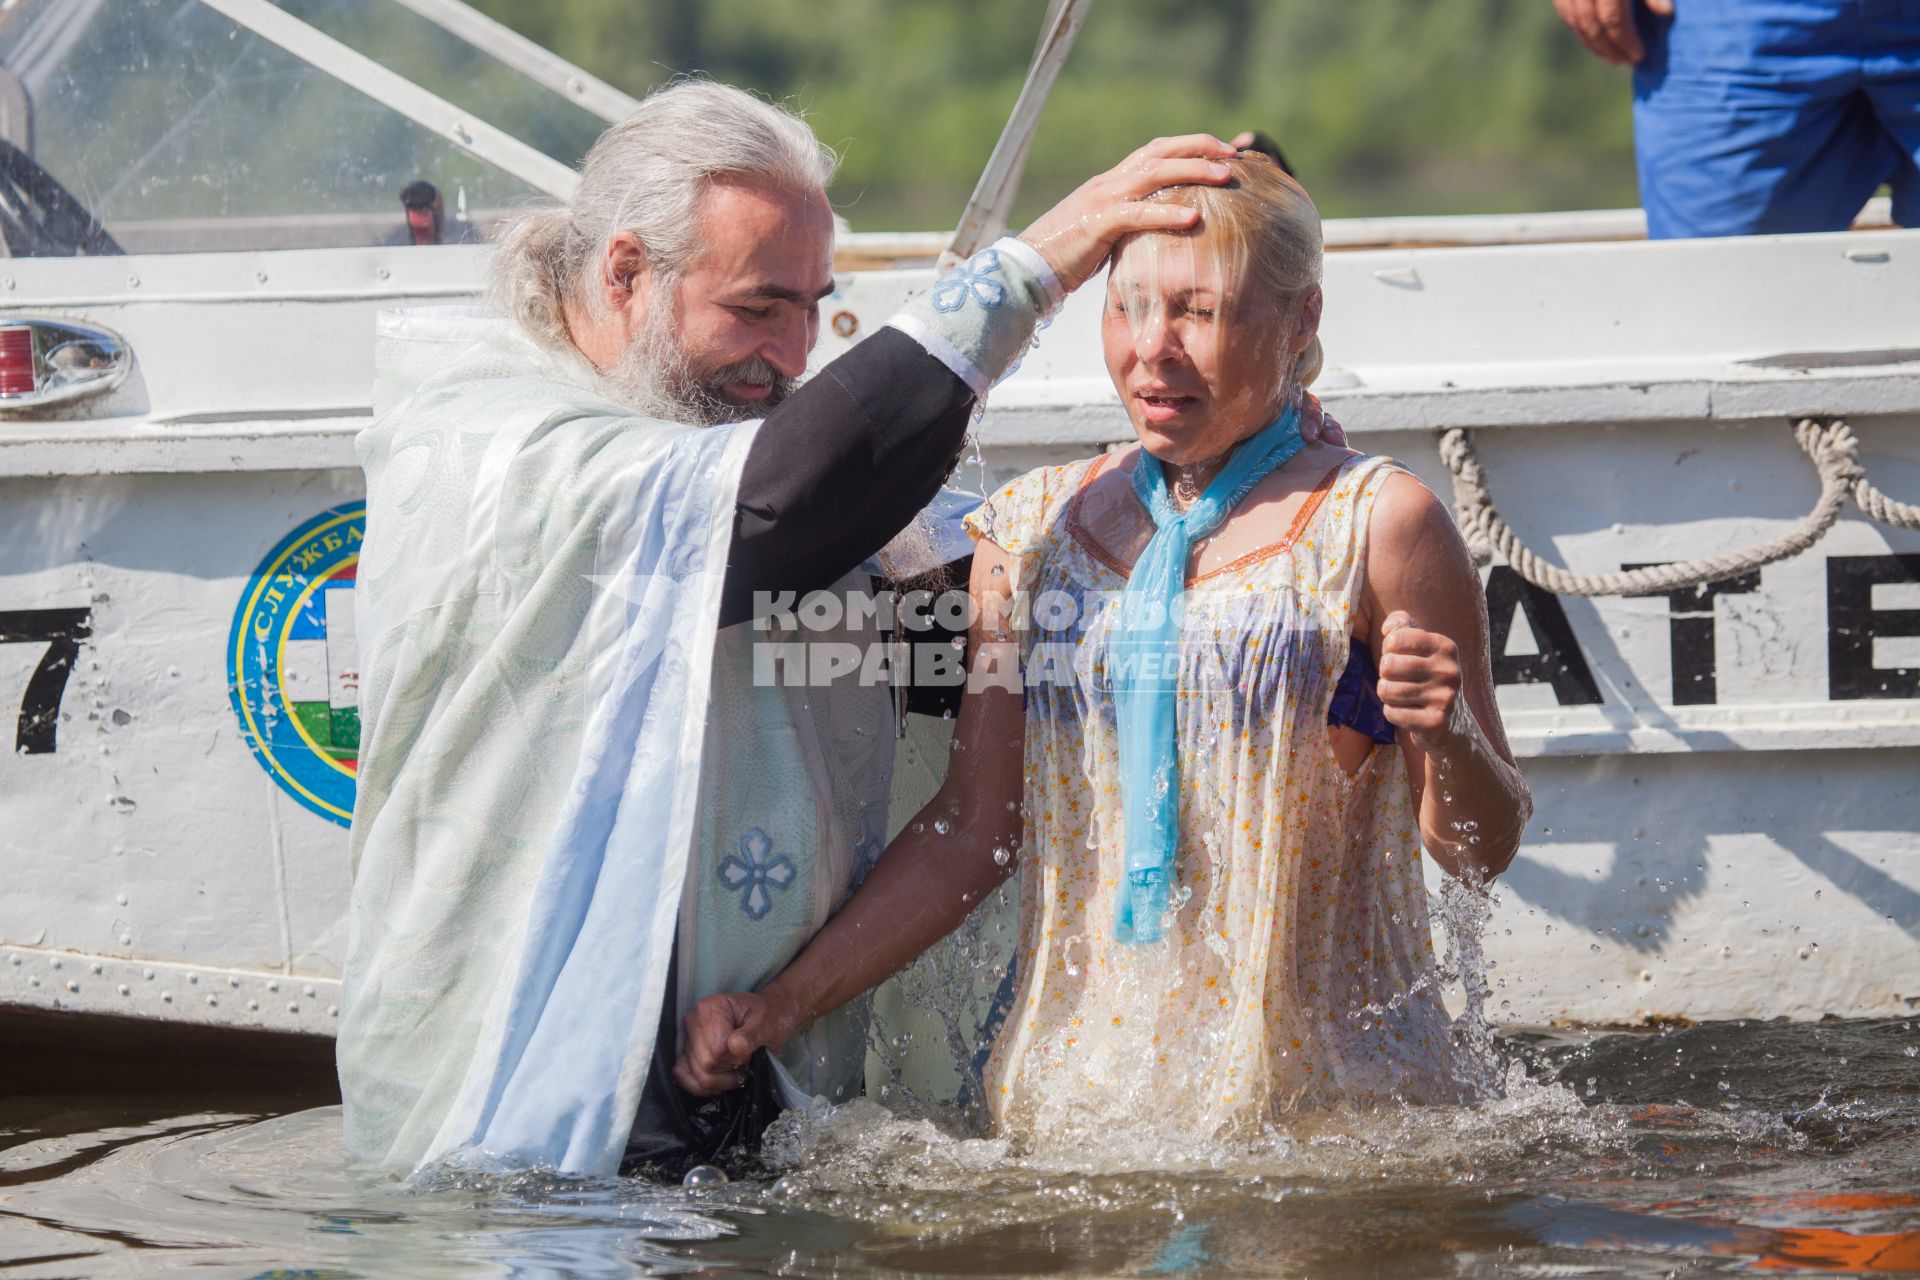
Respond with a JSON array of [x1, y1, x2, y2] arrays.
[[341, 237, 1059, 1178], [343, 307, 756, 1177], [1327, 640, 1395, 746], [1632, 0, 1920, 237], [966, 452, 1466, 1144], [622, 944, 809, 1182], [679, 587, 891, 1110], [1111, 407, 1304, 945]]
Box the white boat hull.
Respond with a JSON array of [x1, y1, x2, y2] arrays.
[[2, 225, 1917, 1039]]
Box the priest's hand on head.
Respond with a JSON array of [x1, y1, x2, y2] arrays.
[[674, 991, 796, 1097], [1018, 135, 1239, 293]]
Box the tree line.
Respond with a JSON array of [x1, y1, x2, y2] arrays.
[[468, 0, 1640, 229]]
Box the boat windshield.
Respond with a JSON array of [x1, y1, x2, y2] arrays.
[[0, 0, 609, 257]]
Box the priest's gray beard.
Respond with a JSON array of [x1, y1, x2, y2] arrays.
[[603, 278, 797, 426], [598, 276, 945, 591]]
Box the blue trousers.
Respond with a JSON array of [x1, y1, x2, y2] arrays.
[[1633, 0, 1920, 238]]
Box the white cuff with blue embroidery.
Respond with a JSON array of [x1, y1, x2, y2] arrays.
[[886, 236, 1064, 396], [994, 237, 1066, 313]]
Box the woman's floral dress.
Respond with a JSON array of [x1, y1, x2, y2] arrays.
[[966, 451, 1470, 1146]]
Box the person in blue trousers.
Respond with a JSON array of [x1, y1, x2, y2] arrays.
[[1554, 0, 1920, 237]]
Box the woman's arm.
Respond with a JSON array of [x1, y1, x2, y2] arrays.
[[674, 539, 1028, 1095], [1362, 473, 1532, 881]]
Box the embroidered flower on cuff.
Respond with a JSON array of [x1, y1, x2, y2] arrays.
[[719, 828, 797, 920], [931, 248, 1008, 313]]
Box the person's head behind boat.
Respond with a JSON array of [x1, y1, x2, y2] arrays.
[[489, 79, 839, 424], [1103, 153, 1324, 466]]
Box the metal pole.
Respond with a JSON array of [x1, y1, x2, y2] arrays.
[[945, 0, 1094, 264], [382, 0, 641, 125], [196, 0, 580, 201]]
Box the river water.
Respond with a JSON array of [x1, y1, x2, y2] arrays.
[[3, 1018, 1917, 1277]]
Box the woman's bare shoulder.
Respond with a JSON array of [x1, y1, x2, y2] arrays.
[[1365, 468, 1474, 591], [1370, 465, 1445, 522]]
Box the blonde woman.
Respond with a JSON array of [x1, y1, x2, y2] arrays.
[[679, 155, 1531, 1141]]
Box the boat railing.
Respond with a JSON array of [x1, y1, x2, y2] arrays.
[[832, 198, 1899, 270]]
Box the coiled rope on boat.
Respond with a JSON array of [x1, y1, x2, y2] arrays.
[[1440, 417, 1920, 597]]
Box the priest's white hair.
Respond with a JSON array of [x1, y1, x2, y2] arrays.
[[490, 79, 838, 350]]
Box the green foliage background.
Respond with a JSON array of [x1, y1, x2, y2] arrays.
[[466, 0, 1641, 230]]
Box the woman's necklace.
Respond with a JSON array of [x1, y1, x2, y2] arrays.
[[1165, 391, 1304, 512], [1167, 455, 1228, 512]]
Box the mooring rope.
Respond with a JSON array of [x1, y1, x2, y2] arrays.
[[1439, 417, 1917, 597], [1851, 451, 1920, 531]]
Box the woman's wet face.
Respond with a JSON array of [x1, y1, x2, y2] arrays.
[[1102, 228, 1299, 466]]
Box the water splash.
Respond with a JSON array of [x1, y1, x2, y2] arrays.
[[11, 1017, 1920, 1276]]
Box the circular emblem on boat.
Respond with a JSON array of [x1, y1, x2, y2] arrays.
[[227, 502, 364, 826]]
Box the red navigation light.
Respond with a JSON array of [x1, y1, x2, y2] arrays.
[[0, 326, 35, 397]]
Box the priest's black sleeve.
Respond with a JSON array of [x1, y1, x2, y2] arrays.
[[717, 326, 975, 628]]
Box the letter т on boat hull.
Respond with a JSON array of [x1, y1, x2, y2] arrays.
[[1, 1, 1918, 1063]]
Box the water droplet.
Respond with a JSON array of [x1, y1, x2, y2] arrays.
[[933, 818, 951, 835], [682, 1165, 727, 1188], [771, 1175, 803, 1197], [1717, 1079, 1731, 1092], [992, 846, 1012, 867], [1590, 943, 1602, 953]]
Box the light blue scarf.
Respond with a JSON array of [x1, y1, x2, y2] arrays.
[[1113, 405, 1304, 944]]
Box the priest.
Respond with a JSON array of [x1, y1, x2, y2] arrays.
[[339, 77, 1310, 1178]]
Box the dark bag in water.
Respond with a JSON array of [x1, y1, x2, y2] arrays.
[[621, 1045, 790, 1182], [620, 946, 793, 1182]]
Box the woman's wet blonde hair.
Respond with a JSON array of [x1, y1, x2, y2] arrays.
[[1146, 153, 1325, 387]]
